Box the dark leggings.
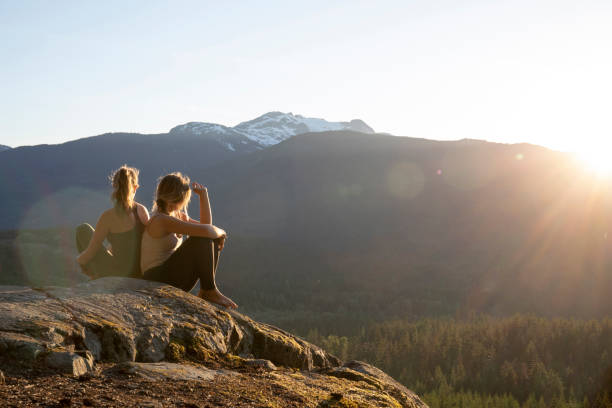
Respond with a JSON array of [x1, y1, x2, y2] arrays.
[[75, 223, 115, 278], [143, 237, 221, 292]]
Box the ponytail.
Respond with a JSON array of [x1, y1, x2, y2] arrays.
[[154, 198, 168, 214], [111, 165, 139, 214], [152, 172, 191, 215]]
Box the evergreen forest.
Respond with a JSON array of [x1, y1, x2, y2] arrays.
[[303, 315, 612, 408]]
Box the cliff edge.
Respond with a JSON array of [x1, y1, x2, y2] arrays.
[[0, 278, 427, 407]]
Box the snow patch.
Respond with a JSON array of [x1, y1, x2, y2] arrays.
[[170, 112, 374, 150]]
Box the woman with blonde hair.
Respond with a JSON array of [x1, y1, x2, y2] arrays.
[[76, 165, 150, 278], [141, 172, 237, 309]]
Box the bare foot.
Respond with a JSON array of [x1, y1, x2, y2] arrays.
[[79, 265, 96, 280], [198, 288, 238, 309]]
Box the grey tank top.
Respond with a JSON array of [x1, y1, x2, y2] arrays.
[[106, 205, 145, 278], [140, 215, 183, 273]]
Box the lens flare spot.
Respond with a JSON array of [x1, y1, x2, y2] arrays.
[[338, 184, 363, 198], [441, 152, 498, 191], [385, 162, 425, 200], [17, 187, 108, 287]]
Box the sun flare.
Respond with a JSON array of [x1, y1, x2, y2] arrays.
[[575, 146, 612, 177]]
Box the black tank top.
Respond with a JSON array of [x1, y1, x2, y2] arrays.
[[107, 206, 145, 278]]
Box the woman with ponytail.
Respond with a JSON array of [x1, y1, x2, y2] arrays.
[[141, 172, 237, 309], [76, 165, 150, 279]]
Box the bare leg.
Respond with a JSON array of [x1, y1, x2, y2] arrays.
[[197, 239, 237, 309]]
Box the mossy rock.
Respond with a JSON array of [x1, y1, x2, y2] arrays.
[[223, 353, 246, 368], [326, 367, 383, 390], [165, 342, 185, 362], [317, 397, 362, 408]]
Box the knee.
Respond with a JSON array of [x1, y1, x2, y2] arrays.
[[185, 236, 215, 248], [75, 224, 94, 241], [188, 236, 214, 242], [76, 223, 94, 234], [75, 223, 94, 251]]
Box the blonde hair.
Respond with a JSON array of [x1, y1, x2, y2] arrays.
[[111, 165, 139, 213], [152, 172, 191, 215]]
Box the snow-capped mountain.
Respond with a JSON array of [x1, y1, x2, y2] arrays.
[[170, 112, 374, 147], [0, 144, 11, 152], [168, 122, 259, 153], [234, 112, 374, 146]]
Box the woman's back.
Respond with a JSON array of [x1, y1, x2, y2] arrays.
[[76, 203, 148, 279], [76, 165, 149, 279], [106, 205, 146, 278]]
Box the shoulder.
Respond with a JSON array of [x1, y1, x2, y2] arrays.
[[154, 212, 175, 222], [95, 208, 115, 230], [135, 202, 148, 212], [135, 202, 150, 223], [145, 212, 179, 237], [99, 208, 115, 222], [176, 211, 190, 222], [147, 212, 173, 227]]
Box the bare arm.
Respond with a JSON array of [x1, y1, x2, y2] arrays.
[[76, 212, 110, 266], [189, 182, 226, 250], [191, 182, 212, 224], [150, 213, 225, 239]]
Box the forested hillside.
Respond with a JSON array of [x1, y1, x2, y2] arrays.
[[305, 315, 612, 408]]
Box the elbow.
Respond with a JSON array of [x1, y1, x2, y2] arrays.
[[207, 225, 225, 239], [76, 253, 87, 265]]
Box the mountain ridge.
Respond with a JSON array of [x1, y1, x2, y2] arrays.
[[170, 111, 375, 147], [3, 127, 610, 324], [0, 111, 374, 231], [3, 111, 374, 152]]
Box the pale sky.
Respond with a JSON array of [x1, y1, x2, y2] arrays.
[[1, 0, 611, 155]]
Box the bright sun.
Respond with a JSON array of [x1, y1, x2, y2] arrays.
[[575, 146, 612, 177]]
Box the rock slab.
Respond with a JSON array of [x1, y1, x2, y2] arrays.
[[0, 278, 427, 407], [0, 279, 338, 369], [45, 351, 92, 377], [116, 362, 227, 381]]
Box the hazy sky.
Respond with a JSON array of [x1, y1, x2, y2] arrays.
[[1, 0, 611, 155]]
